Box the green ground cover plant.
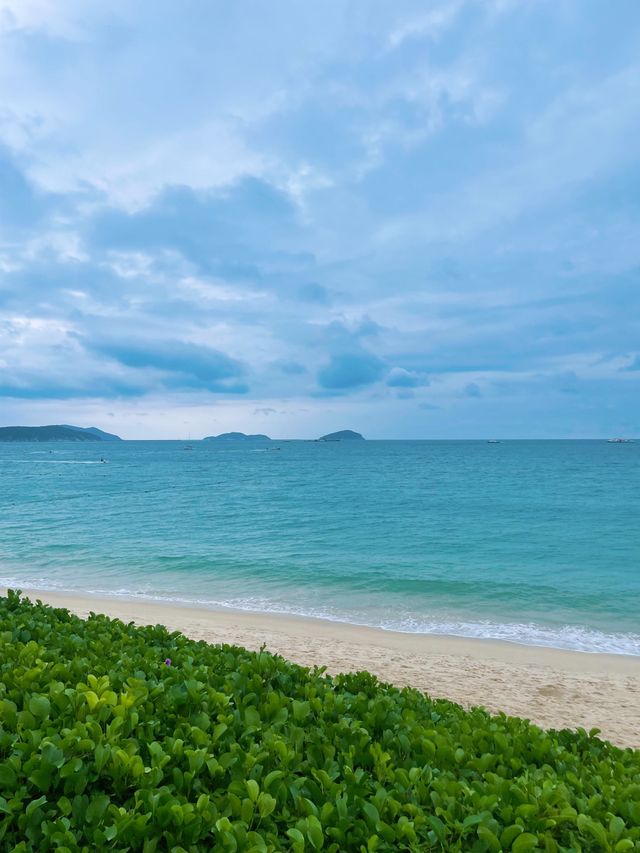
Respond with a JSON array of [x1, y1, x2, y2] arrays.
[[0, 590, 638, 852]]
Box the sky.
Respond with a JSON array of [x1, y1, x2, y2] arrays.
[[0, 0, 639, 439]]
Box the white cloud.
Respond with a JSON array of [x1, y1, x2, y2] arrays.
[[373, 63, 640, 247], [0, 0, 86, 39], [387, 2, 465, 49]]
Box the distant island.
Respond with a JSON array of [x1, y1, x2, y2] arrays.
[[203, 432, 271, 442], [61, 425, 122, 441], [319, 430, 365, 441], [0, 425, 365, 442], [0, 425, 122, 442], [202, 429, 364, 442]]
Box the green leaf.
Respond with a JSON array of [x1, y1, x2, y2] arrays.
[[577, 815, 609, 849], [241, 797, 254, 824], [362, 802, 379, 826], [83, 691, 100, 712], [26, 795, 47, 817], [257, 792, 276, 818], [263, 770, 283, 790], [307, 816, 324, 851], [287, 828, 305, 849], [86, 794, 110, 824], [28, 695, 51, 718], [501, 825, 524, 847], [246, 779, 259, 803], [0, 766, 17, 788], [463, 812, 489, 828], [609, 816, 625, 842], [512, 833, 539, 852], [428, 814, 446, 844], [478, 825, 502, 852]]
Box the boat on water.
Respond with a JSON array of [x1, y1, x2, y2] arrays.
[[487, 439, 501, 444], [607, 438, 634, 443], [183, 444, 194, 450]]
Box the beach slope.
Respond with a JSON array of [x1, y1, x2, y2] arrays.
[[7, 588, 639, 748]]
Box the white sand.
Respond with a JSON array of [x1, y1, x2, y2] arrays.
[[6, 588, 639, 749]]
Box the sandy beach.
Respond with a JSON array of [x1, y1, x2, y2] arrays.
[[5, 587, 639, 749]]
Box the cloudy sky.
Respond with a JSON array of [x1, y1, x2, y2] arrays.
[[1, 0, 638, 438]]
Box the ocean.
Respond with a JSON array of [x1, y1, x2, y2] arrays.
[[1, 439, 638, 655]]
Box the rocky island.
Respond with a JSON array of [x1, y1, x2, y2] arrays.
[[319, 430, 365, 441], [203, 432, 271, 442], [0, 425, 122, 442]]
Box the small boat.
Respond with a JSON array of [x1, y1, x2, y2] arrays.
[[487, 440, 501, 444], [607, 438, 633, 443], [183, 445, 194, 450]]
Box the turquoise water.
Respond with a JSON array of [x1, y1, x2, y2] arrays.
[[1, 440, 638, 654]]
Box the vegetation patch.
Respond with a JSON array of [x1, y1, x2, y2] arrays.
[[0, 591, 638, 851]]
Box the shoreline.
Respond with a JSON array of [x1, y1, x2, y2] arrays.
[[4, 586, 639, 748], [3, 580, 637, 657]]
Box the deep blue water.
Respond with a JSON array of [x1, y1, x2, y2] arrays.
[[1, 440, 638, 654]]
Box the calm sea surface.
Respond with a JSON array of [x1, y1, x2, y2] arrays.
[[1, 440, 638, 654]]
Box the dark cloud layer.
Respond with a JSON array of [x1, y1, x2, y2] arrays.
[[87, 179, 305, 284], [84, 339, 248, 394], [317, 352, 385, 390]]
